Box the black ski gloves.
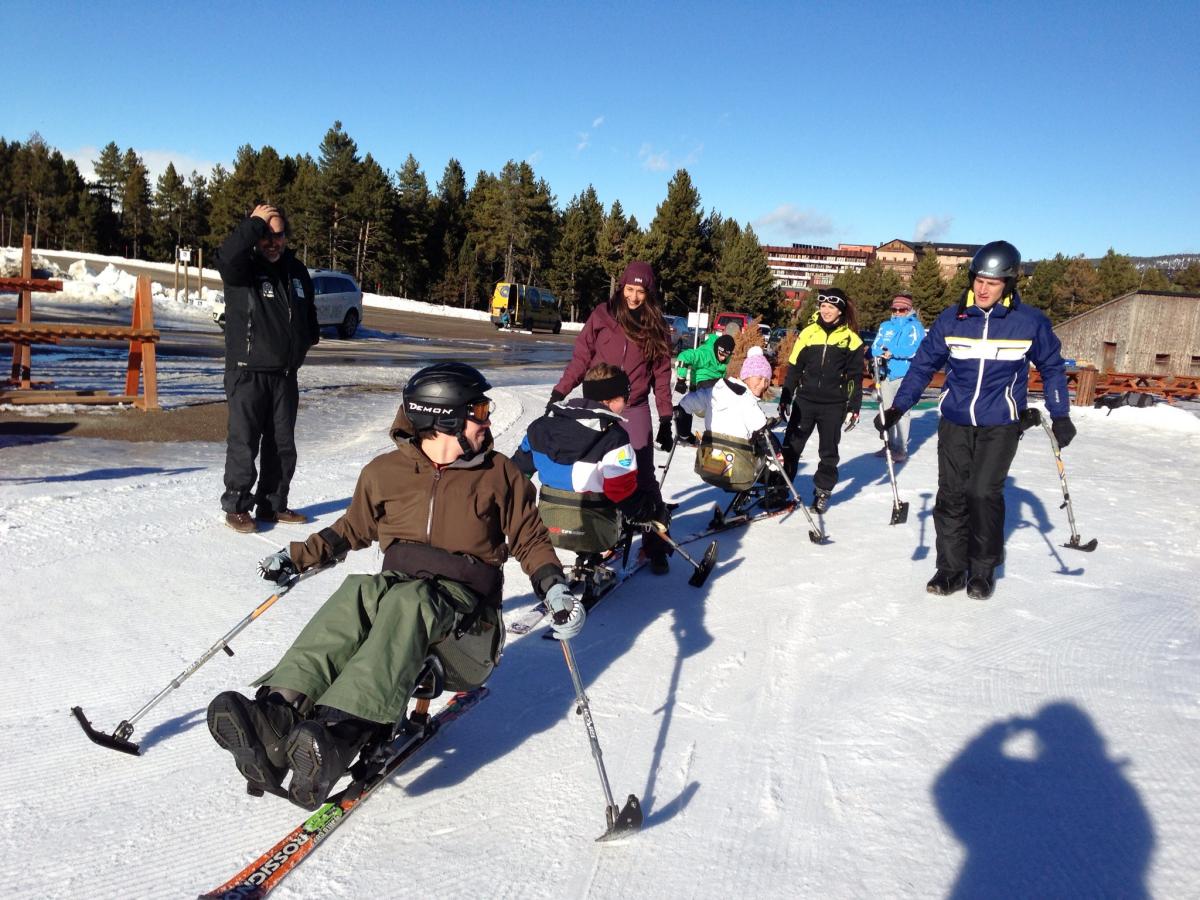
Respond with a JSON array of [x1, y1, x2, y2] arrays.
[[843, 410, 859, 432], [1051, 416, 1076, 448], [674, 377, 688, 394], [874, 406, 902, 437], [546, 390, 565, 413], [1019, 407, 1043, 431], [258, 549, 298, 586], [656, 417, 674, 452], [623, 491, 668, 526], [777, 386, 793, 422]]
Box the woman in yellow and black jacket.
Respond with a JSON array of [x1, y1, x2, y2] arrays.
[[777, 288, 864, 512]]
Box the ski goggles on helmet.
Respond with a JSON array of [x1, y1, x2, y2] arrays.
[[465, 398, 495, 424]]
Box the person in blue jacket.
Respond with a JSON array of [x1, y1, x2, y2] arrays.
[[875, 241, 1076, 600], [871, 292, 925, 461]]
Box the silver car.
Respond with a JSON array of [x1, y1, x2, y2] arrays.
[[212, 269, 364, 339]]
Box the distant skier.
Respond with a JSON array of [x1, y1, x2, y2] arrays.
[[672, 332, 736, 445], [207, 363, 582, 810], [778, 288, 865, 513], [871, 292, 926, 462], [875, 241, 1076, 599]]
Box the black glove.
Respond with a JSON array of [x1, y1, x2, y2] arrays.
[[546, 390, 565, 414], [674, 377, 688, 394], [1019, 407, 1043, 431], [258, 549, 299, 586], [843, 410, 859, 432], [656, 417, 674, 452], [873, 406, 902, 437], [1051, 416, 1076, 448]]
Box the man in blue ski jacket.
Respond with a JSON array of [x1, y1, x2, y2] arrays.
[[875, 241, 1076, 600], [871, 292, 925, 461]]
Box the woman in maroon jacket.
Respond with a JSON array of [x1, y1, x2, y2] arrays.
[[549, 260, 675, 572]]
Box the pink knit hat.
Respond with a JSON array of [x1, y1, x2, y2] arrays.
[[740, 346, 773, 380]]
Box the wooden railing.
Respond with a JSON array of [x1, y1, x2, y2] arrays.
[[1, 236, 160, 409]]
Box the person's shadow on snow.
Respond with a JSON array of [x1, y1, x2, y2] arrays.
[[1003, 478, 1084, 577], [933, 702, 1154, 899]]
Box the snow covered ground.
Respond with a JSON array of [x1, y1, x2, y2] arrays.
[[2, 358, 1199, 897]]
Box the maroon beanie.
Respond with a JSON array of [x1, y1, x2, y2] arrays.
[[619, 260, 657, 299]]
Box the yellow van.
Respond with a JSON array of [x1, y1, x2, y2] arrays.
[[489, 282, 563, 334]]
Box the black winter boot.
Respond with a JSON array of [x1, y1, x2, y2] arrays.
[[926, 570, 968, 596], [966, 570, 996, 600], [810, 489, 831, 514], [207, 690, 301, 792], [285, 711, 381, 810]]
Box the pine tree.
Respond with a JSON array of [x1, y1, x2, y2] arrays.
[[151, 162, 189, 258], [1020, 254, 1070, 315], [393, 154, 432, 297], [118, 148, 151, 257], [349, 154, 398, 291], [429, 158, 468, 300], [317, 121, 362, 271], [91, 142, 124, 213], [1096, 248, 1140, 300], [1138, 268, 1172, 292], [909, 249, 946, 311], [549, 186, 605, 321], [712, 224, 781, 323], [597, 199, 631, 296], [1052, 257, 1102, 321], [1172, 262, 1200, 292], [284, 155, 322, 266], [937, 265, 970, 315], [643, 169, 705, 308], [185, 171, 211, 255]]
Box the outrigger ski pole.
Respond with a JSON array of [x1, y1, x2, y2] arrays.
[[555, 636, 643, 841], [72, 564, 332, 756], [629, 519, 719, 587], [872, 356, 909, 525], [1032, 409, 1097, 552], [765, 430, 826, 543]]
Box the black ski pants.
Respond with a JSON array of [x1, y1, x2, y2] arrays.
[[634, 441, 670, 561], [934, 419, 1021, 575], [781, 398, 845, 493], [222, 369, 300, 516]]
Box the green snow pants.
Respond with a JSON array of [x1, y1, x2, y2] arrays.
[[254, 572, 480, 725]]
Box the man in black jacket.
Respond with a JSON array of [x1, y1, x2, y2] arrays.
[[217, 204, 320, 533]]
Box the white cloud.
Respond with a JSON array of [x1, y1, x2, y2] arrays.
[[914, 214, 953, 242], [753, 204, 835, 239], [682, 143, 704, 166], [526, 149, 544, 165], [65, 145, 219, 184], [639, 143, 669, 172], [575, 116, 606, 154]]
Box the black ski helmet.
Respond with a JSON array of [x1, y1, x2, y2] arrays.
[[403, 362, 492, 436], [969, 241, 1022, 294]]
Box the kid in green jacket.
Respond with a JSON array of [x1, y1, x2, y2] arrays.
[[673, 333, 735, 445]]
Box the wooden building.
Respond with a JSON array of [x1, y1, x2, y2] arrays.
[[1053, 290, 1200, 375]]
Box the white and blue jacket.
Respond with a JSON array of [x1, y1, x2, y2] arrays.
[[512, 399, 639, 504], [871, 314, 926, 381], [892, 290, 1070, 427]]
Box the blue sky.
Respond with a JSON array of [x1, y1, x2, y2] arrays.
[[7, 0, 1198, 260]]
